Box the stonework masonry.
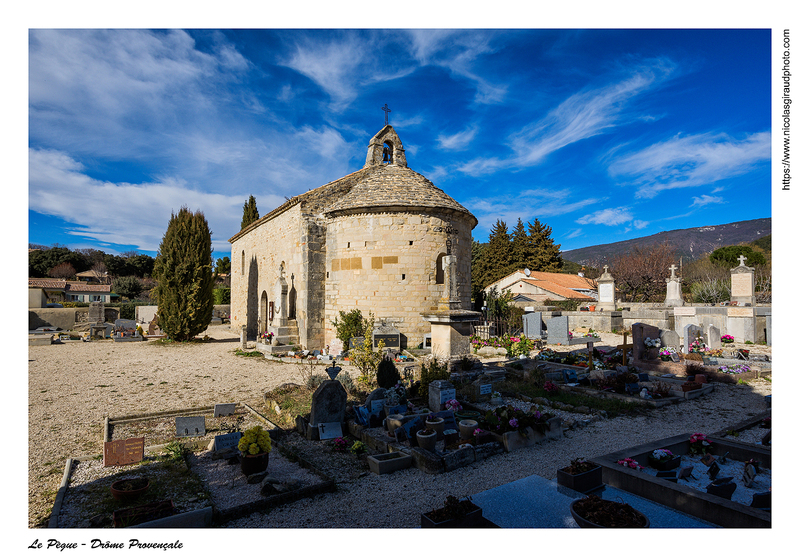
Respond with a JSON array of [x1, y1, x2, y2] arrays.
[[229, 124, 478, 351]]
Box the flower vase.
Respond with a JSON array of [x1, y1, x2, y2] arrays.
[[241, 452, 269, 476], [416, 430, 437, 452], [458, 419, 478, 440], [425, 417, 445, 439]]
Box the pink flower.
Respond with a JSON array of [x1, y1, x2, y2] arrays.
[[509, 418, 519, 428]]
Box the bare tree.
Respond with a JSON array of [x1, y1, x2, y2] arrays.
[[90, 261, 110, 284], [48, 262, 76, 279], [611, 242, 676, 303]]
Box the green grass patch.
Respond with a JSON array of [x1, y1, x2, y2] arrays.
[[234, 349, 263, 357]]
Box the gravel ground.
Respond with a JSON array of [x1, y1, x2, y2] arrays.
[[28, 325, 772, 533]]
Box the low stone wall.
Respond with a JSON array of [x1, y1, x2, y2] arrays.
[[29, 308, 120, 331]]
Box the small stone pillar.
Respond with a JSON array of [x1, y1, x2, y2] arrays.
[[664, 264, 684, 307], [595, 265, 616, 311]]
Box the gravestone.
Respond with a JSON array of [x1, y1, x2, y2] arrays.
[[176, 416, 206, 437], [660, 330, 681, 352], [631, 322, 660, 361], [214, 403, 236, 417], [547, 316, 570, 345], [329, 338, 344, 357], [103, 437, 145, 467], [730, 255, 755, 306], [595, 265, 616, 311], [309, 380, 347, 426], [213, 431, 243, 452], [373, 320, 401, 349], [428, 380, 456, 412], [706, 325, 721, 350], [364, 388, 386, 412], [523, 312, 545, 339], [88, 301, 105, 324], [682, 324, 704, 354], [664, 264, 684, 307]]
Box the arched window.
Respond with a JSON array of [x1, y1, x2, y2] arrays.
[[382, 140, 394, 164], [435, 253, 446, 284], [241, 250, 245, 275]]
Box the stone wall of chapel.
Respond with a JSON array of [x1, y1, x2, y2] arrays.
[[324, 210, 473, 349], [230, 204, 311, 343]]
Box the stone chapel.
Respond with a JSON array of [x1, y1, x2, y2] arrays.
[[228, 125, 478, 350]]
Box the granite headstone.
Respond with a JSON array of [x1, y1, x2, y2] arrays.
[[309, 380, 347, 426], [547, 316, 570, 345]]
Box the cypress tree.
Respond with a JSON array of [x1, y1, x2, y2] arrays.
[[472, 219, 514, 294], [527, 218, 563, 272], [241, 195, 259, 230], [153, 207, 215, 341]]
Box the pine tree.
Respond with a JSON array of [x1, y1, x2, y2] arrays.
[[241, 195, 259, 230], [527, 218, 563, 272], [153, 207, 215, 341]]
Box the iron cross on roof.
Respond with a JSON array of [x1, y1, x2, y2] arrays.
[[382, 103, 391, 125]]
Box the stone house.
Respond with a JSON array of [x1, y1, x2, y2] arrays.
[[483, 269, 597, 305], [28, 278, 113, 307], [228, 125, 478, 351]]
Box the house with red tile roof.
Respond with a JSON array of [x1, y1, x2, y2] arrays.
[[483, 269, 597, 304], [28, 278, 113, 307]]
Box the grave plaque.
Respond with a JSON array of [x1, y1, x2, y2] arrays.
[[707, 461, 720, 480], [670, 353, 681, 363], [103, 437, 145, 467], [214, 403, 236, 417], [731, 271, 754, 298], [317, 422, 343, 440], [743, 464, 757, 487], [433, 410, 457, 433], [428, 380, 456, 412], [479, 383, 493, 395], [214, 431, 243, 452], [701, 453, 716, 466], [175, 416, 206, 437], [369, 398, 385, 416], [400, 416, 423, 443], [353, 405, 370, 426], [677, 466, 694, 480]]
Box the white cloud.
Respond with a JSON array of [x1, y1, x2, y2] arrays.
[[608, 132, 770, 198], [691, 194, 724, 208], [633, 219, 649, 229], [565, 228, 583, 239], [29, 149, 283, 254], [437, 127, 478, 151], [576, 207, 634, 226]]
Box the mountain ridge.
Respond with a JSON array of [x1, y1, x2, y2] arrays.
[[561, 218, 771, 266]]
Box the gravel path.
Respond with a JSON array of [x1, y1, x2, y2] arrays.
[[28, 325, 771, 531]]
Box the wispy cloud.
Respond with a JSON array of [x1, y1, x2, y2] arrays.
[[29, 149, 282, 253], [437, 126, 478, 151], [608, 131, 770, 198], [691, 194, 724, 208], [576, 207, 634, 226]]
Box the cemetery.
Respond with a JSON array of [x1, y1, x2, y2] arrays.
[[30, 257, 772, 530]]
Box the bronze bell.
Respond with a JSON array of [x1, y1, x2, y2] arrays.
[[382, 148, 390, 162]]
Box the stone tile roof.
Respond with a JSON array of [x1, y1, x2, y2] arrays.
[[324, 164, 477, 226], [66, 282, 112, 293], [519, 278, 595, 301], [29, 278, 67, 289]]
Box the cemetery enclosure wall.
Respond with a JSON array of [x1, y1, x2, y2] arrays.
[[324, 209, 473, 349], [29, 307, 121, 331]]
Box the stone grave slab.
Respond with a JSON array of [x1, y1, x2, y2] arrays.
[[317, 422, 343, 440], [175, 416, 206, 437], [214, 403, 236, 417], [428, 380, 456, 412], [632, 322, 660, 360], [547, 316, 570, 345], [707, 325, 721, 350], [660, 330, 680, 351], [364, 388, 386, 412], [683, 324, 704, 354], [523, 312, 545, 339], [309, 380, 347, 426], [214, 431, 242, 452], [103, 437, 145, 467]]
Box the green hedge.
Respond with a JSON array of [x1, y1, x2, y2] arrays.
[[214, 288, 231, 305]]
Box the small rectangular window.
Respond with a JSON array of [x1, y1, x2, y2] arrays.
[[401, 274, 406, 280], [409, 241, 413, 245]]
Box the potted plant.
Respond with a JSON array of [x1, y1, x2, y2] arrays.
[[110, 476, 150, 503], [643, 337, 661, 359], [425, 413, 445, 438], [238, 425, 272, 475], [421, 495, 482, 528], [688, 432, 713, 455], [416, 428, 437, 452], [570, 495, 649, 528], [616, 457, 644, 470], [557, 458, 603, 493], [721, 334, 734, 344], [658, 347, 674, 361], [648, 448, 681, 471]]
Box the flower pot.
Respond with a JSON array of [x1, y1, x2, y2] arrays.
[[681, 383, 702, 392], [454, 410, 481, 422], [659, 355, 670, 361], [557, 465, 603, 494], [589, 306, 596, 312], [569, 497, 649, 528], [426, 417, 445, 439], [458, 419, 478, 440], [421, 500, 483, 528], [110, 477, 150, 503], [240, 452, 269, 476], [416, 430, 437, 452], [648, 455, 681, 471]]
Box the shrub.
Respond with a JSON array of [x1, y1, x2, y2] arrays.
[[419, 358, 450, 401], [213, 287, 231, 305], [332, 309, 366, 349], [376, 356, 401, 388], [350, 317, 385, 386]]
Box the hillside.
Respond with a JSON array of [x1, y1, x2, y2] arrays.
[[561, 218, 771, 266]]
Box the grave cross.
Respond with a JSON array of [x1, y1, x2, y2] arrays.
[[382, 103, 391, 125], [669, 264, 678, 279], [617, 332, 633, 366], [738, 254, 747, 267]]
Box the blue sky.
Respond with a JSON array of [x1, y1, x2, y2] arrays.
[[28, 28, 772, 260]]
